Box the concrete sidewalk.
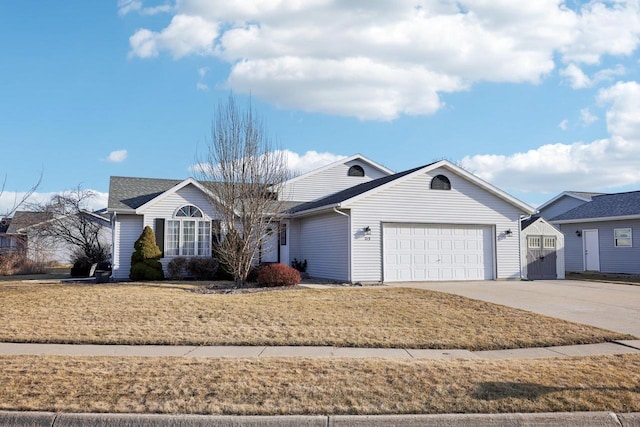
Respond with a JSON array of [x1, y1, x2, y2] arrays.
[[2, 410, 640, 426], [1, 340, 639, 359]]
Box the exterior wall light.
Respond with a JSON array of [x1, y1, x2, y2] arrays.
[[576, 230, 582, 237], [505, 229, 513, 237], [363, 226, 372, 236]]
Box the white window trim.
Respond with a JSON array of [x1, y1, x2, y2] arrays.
[[614, 227, 632, 248], [166, 205, 211, 257]]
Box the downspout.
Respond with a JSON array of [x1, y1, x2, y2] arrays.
[[333, 207, 351, 283], [518, 214, 526, 280]]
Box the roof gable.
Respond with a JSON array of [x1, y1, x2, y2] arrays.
[[537, 191, 603, 211], [550, 190, 640, 223], [289, 160, 535, 215], [281, 153, 393, 188]]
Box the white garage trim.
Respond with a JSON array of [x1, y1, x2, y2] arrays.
[[383, 223, 495, 282]]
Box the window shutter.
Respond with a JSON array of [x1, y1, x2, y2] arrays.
[[155, 218, 165, 257]]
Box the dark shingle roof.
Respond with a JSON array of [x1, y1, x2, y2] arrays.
[[287, 164, 432, 214], [550, 191, 640, 221], [521, 215, 540, 230], [108, 176, 183, 211], [6, 211, 52, 233]]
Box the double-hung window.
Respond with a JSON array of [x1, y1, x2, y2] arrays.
[[166, 205, 211, 256]]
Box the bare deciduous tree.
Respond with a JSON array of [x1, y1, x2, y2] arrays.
[[0, 173, 42, 219], [29, 187, 110, 264], [195, 95, 291, 284]]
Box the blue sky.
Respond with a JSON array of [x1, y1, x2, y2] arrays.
[[1, 1, 640, 213]]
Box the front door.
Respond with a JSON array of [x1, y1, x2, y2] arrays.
[[583, 229, 600, 271], [526, 235, 557, 280]]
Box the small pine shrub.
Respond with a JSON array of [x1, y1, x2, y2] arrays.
[[187, 257, 219, 280], [130, 259, 165, 281], [130, 226, 164, 281], [167, 257, 188, 280], [257, 263, 301, 287]]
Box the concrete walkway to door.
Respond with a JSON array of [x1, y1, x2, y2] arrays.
[[387, 279, 640, 337]]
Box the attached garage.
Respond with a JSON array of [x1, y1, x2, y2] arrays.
[[383, 223, 495, 282]]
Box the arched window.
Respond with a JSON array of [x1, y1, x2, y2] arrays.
[[166, 205, 210, 256], [431, 175, 451, 190], [348, 165, 365, 177], [176, 205, 203, 218]]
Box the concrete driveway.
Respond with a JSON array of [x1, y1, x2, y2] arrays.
[[387, 280, 640, 337]]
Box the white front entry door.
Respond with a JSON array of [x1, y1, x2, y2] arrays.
[[383, 223, 494, 282], [583, 229, 600, 271]]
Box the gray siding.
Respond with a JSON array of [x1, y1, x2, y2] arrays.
[[540, 197, 588, 220], [281, 160, 389, 202], [297, 212, 349, 281], [348, 167, 524, 282], [559, 219, 640, 274], [521, 219, 565, 279], [112, 214, 143, 279]]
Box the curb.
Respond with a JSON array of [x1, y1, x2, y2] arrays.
[[2, 411, 640, 426]]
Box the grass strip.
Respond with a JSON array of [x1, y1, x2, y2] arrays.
[[1, 354, 639, 415], [0, 283, 632, 350]]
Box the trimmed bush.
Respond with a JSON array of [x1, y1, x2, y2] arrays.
[[130, 259, 164, 281], [167, 257, 188, 280], [257, 263, 301, 287], [130, 226, 164, 281], [187, 257, 219, 280]]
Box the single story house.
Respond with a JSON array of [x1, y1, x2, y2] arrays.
[[537, 191, 603, 220], [6, 210, 111, 265], [107, 155, 536, 282], [549, 191, 640, 274], [520, 216, 565, 280]]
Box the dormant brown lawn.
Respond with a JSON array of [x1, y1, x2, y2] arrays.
[[0, 282, 632, 349], [1, 354, 639, 415]]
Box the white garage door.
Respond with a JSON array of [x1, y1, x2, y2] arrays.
[[383, 223, 494, 282]]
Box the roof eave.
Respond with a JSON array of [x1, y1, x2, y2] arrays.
[[288, 203, 342, 218], [551, 214, 640, 224]]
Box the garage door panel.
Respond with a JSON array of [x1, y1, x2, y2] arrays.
[[384, 223, 494, 282]]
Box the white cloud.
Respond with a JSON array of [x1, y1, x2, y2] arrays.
[[106, 149, 128, 163], [118, 0, 142, 16], [189, 150, 346, 177], [196, 67, 209, 91], [279, 150, 347, 175], [558, 119, 569, 130], [561, 63, 626, 89], [579, 108, 598, 126], [0, 191, 109, 217], [129, 14, 218, 59], [126, 1, 640, 120], [460, 80, 640, 194], [118, 0, 171, 16], [560, 63, 592, 88]]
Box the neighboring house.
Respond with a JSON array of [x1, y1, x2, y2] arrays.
[[6, 210, 111, 265], [549, 191, 640, 274], [0, 217, 25, 256], [108, 155, 536, 282], [537, 191, 604, 220], [520, 216, 565, 280]]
